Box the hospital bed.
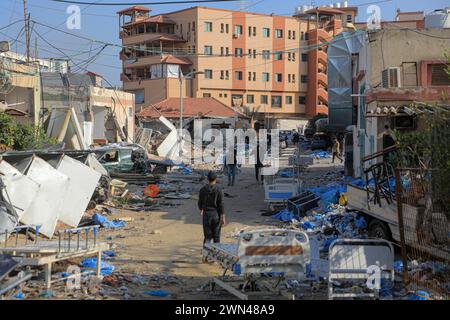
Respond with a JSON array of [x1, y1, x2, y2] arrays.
[[202, 229, 310, 300]]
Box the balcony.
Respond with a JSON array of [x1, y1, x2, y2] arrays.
[[123, 55, 163, 68], [307, 28, 332, 44], [317, 72, 328, 88], [317, 50, 328, 66], [121, 32, 186, 46], [317, 87, 329, 105]]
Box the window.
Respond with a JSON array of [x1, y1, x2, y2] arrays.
[[271, 96, 282, 108], [286, 96, 293, 104], [292, 74, 296, 83], [402, 62, 418, 87], [235, 71, 243, 80], [220, 70, 225, 80], [253, 50, 256, 59], [431, 64, 450, 86], [347, 14, 353, 23], [248, 26, 252, 36], [220, 23, 224, 33], [247, 95, 254, 104], [275, 29, 283, 38], [134, 89, 144, 104], [234, 48, 243, 57], [262, 50, 270, 60], [192, 22, 195, 31], [252, 72, 256, 81], [288, 74, 291, 83], [275, 73, 282, 82], [299, 96, 306, 104], [261, 95, 268, 104], [301, 31, 305, 40], [219, 93, 223, 97], [234, 25, 243, 35], [288, 30, 292, 39], [301, 75, 308, 83], [220, 47, 224, 56], [262, 27, 270, 38], [226, 47, 229, 56], [225, 70, 229, 80], [262, 72, 270, 82], [253, 26, 256, 36], [288, 53, 292, 61], [274, 52, 283, 61], [292, 31, 296, 40], [204, 69, 213, 79], [226, 24, 229, 33], [203, 93, 211, 98], [292, 53, 296, 61], [224, 93, 228, 97], [204, 22, 212, 32], [302, 53, 308, 62], [248, 72, 252, 81], [204, 45, 212, 55], [248, 49, 252, 57]]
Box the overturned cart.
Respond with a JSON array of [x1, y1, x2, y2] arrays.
[[203, 229, 310, 300]]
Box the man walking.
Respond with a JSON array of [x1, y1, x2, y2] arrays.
[[224, 146, 238, 186], [198, 172, 226, 250], [332, 138, 343, 163], [292, 129, 300, 146]]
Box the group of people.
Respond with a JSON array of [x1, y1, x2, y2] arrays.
[[281, 129, 300, 149]]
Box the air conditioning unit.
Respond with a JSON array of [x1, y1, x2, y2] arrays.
[[382, 67, 401, 88]]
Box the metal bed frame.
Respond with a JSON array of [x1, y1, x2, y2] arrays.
[[1, 225, 110, 289], [203, 229, 310, 300]]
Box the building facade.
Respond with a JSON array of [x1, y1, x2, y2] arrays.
[[351, 28, 450, 177], [118, 5, 358, 125]]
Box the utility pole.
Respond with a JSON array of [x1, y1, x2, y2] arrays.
[[23, 0, 30, 63]]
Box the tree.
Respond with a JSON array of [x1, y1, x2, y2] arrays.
[[0, 112, 55, 151]]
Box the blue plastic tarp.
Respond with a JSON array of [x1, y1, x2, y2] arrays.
[[145, 290, 170, 297], [92, 213, 126, 229], [80, 258, 115, 276], [278, 168, 294, 178], [311, 151, 331, 159], [272, 209, 295, 222]]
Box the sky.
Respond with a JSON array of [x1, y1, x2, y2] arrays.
[[0, 0, 448, 85]]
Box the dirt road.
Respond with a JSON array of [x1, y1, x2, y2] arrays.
[[96, 147, 343, 299]]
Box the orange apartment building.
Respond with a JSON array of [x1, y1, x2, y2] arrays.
[[118, 5, 358, 124]]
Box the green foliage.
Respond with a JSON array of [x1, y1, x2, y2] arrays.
[[396, 105, 450, 202], [0, 112, 56, 151]]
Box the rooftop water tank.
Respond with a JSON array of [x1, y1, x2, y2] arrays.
[[425, 8, 450, 28]]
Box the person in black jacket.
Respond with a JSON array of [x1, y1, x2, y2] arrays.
[[198, 171, 226, 247]]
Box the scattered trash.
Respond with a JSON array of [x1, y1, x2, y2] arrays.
[[311, 151, 331, 159], [144, 290, 170, 297], [272, 209, 295, 222], [408, 290, 431, 300], [13, 292, 24, 299], [81, 258, 115, 276], [144, 184, 160, 198], [92, 213, 126, 229]]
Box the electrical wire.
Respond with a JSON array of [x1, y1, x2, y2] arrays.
[[32, 19, 366, 59], [49, 0, 240, 5]]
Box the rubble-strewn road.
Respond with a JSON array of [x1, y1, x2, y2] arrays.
[[90, 147, 343, 300]]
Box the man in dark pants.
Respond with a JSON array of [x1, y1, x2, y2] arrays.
[[198, 171, 226, 255]]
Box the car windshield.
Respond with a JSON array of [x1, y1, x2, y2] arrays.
[[99, 150, 119, 163]]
